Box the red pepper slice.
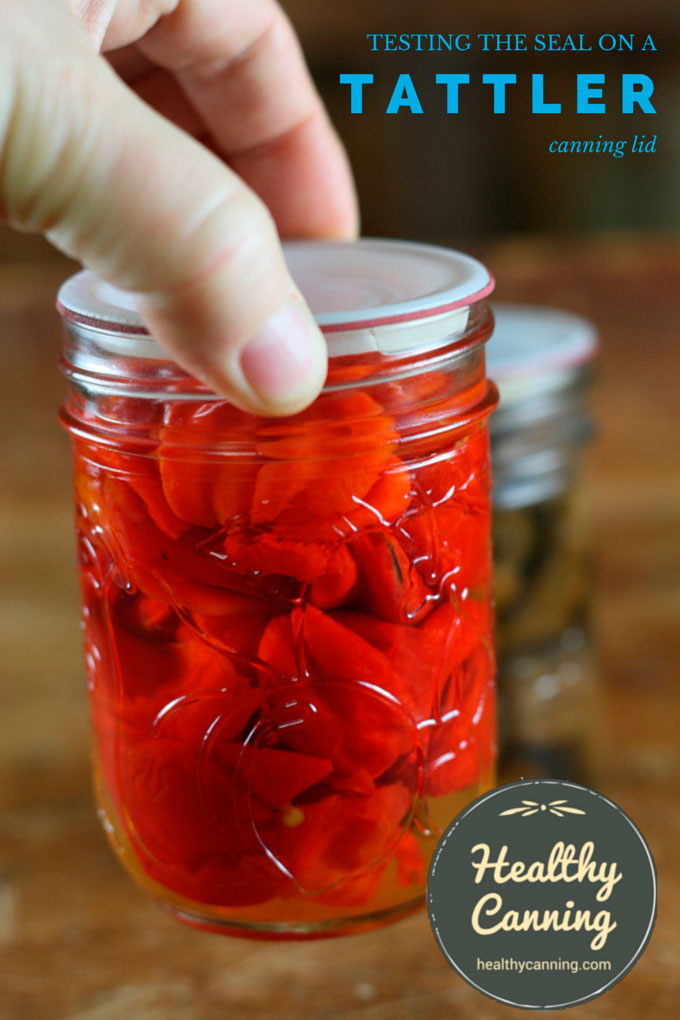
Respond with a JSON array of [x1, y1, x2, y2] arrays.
[[423, 647, 496, 797], [329, 610, 435, 723], [243, 747, 334, 810], [255, 618, 416, 781], [158, 402, 258, 527], [333, 600, 493, 787], [395, 830, 427, 889], [424, 699, 495, 796], [398, 504, 492, 596], [350, 530, 431, 623], [154, 855, 278, 908], [308, 557, 358, 609], [267, 456, 413, 542], [191, 598, 276, 660], [115, 730, 280, 906], [223, 531, 358, 609], [253, 781, 414, 895], [76, 398, 187, 540], [109, 686, 264, 868], [78, 466, 257, 613], [251, 392, 398, 527], [257, 607, 398, 691], [330, 602, 478, 724], [412, 425, 491, 507]]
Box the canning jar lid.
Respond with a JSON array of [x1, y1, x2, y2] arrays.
[[487, 303, 598, 403], [57, 238, 493, 358]]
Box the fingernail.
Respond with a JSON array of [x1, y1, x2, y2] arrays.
[[240, 296, 327, 409]]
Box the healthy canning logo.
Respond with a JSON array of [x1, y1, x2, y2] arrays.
[[427, 779, 656, 1009]]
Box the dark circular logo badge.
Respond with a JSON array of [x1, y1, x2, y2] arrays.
[[427, 779, 656, 1010]]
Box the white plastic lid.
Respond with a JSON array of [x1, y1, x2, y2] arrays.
[[488, 303, 598, 403], [57, 238, 493, 358]]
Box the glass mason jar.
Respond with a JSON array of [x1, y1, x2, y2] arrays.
[[487, 303, 598, 781], [57, 239, 497, 939]]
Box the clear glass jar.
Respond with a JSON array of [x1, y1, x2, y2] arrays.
[[57, 240, 498, 940], [487, 303, 598, 780]]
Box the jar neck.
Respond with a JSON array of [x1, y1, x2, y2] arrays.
[[60, 303, 492, 398], [60, 302, 496, 457]]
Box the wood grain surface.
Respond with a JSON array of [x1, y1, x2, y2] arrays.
[[0, 229, 678, 1019]]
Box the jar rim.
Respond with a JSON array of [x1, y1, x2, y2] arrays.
[[56, 238, 494, 359]]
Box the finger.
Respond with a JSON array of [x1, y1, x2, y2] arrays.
[[108, 48, 203, 138], [1, 1, 327, 415], [134, 0, 359, 239]]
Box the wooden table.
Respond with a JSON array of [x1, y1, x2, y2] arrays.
[[1, 230, 678, 1019]]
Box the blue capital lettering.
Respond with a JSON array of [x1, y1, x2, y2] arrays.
[[577, 74, 606, 113], [622, 74, 656, 114], [386, 74, 423, 114], [482, 73, 517, 113], [339, 73, 374, 114], [435, 73, 470, 113]]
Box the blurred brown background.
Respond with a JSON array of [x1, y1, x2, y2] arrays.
[[287, 0, 680, 239], [1, 0, 679, 1018]]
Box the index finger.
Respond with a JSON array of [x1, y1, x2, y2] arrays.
[[131, 0, 359, 239]]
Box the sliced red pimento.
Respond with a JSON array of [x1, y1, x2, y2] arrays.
[[350, 530, 430, 623], [225, 531, 331, 580], [76, 397, 188, 541], [297, 605, 397, 693], [105, 604, 261, 736], [256, 606, 401, 693], [395, 830, 427, 889], [251, 392, 398, 526], [80, 469, 257, 613], [112, 686, 265, 865], [192, 595, 276, 659], [150, 855, 279, 908], [153, 685, 263, 746], [120, 733, 239, 864], [398, 504, 491, 595], [257, 613, 300, 680], [125, 470, 188, 539], [244, 747, 334, 810], [223, 531, 358, 609], [245, 664, 417, 794], [285, 680, 413, 780], [308, 556, 358, 609], [412, 425, 491, 508], [329, 610, 437, 723], [330, 600, 483, 729], [106, 591, 184, 706], [267, 456, 413, 542], [115, 730, 281, 906], [253, 781, 413, 894], [158, 402, 258, 527], [130, 593, 176, 633], [424, 676, 495, 798]]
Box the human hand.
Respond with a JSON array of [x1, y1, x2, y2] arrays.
[[0, 0, 358, 413]]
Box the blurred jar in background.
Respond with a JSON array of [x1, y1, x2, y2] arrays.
[[487, 304, 598, 781]]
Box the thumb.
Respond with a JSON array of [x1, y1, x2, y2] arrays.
[[0, 5, 327, 415]]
